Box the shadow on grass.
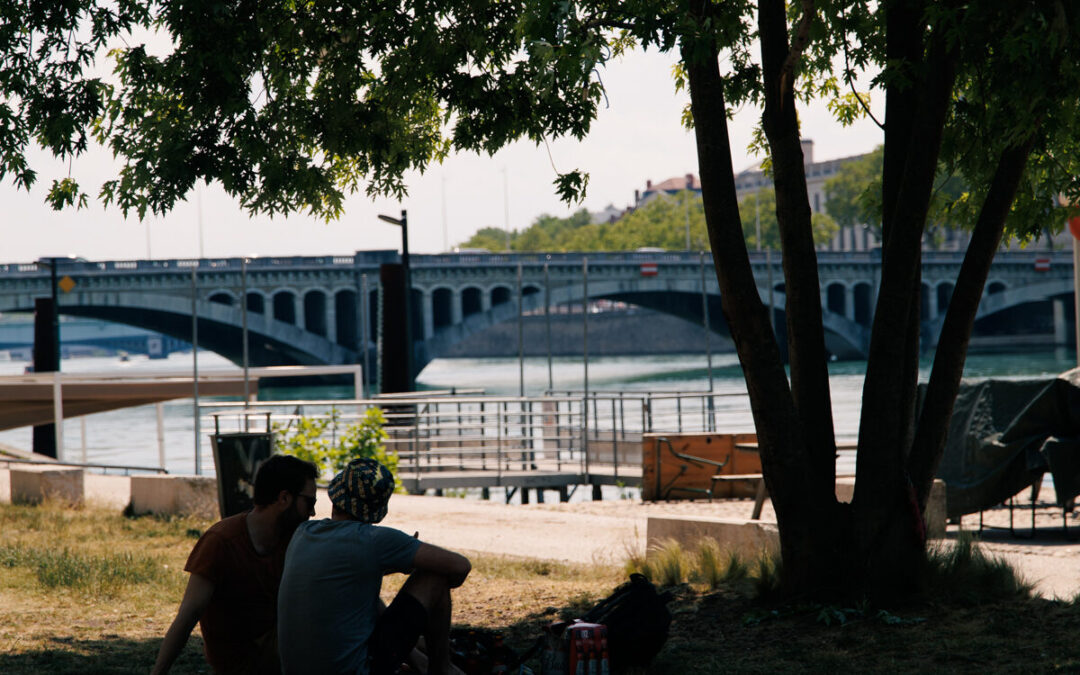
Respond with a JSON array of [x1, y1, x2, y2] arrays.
[[0, 635, 207, 675]]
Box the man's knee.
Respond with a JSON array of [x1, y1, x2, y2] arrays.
[[400, 570, 452, 610]]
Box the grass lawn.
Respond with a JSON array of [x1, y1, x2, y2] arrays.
[[2, 501, 1080, 673]]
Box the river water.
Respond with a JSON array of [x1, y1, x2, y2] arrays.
[[0, 348, 1074, 475]]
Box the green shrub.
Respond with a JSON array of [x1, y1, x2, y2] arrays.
[[275, 407, 400, 485]]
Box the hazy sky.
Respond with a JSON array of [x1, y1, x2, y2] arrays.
[[2, 48, 884, 263]]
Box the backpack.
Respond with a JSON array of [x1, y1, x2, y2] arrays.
[[537, 574, 672, 675]]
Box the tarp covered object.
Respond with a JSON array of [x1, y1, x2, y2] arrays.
[[932, 370, 1080, 518]]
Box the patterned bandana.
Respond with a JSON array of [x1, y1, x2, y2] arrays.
[[327, 458, 394, 523]]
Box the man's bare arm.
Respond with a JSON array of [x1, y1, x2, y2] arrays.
[[411, 542, 471, 588], [151, 573, 215, 675]]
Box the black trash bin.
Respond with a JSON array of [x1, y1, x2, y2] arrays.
[[211, 432, 275, 518]]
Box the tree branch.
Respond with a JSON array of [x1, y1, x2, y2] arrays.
[[582, 19, 638, 31], [908, 140, 1041, 508], [855, 23, 958, 506], [779, 0, 816, 99], [682, 3, 829, 548], [759, 0, 838, 493], [840, 2, 883, 130]]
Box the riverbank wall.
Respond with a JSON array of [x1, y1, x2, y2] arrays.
[[443, 309, 736, 358]]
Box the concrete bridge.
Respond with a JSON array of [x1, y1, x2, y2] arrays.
[[0, 250, 1070, 369], [0, 317, 188, 358]]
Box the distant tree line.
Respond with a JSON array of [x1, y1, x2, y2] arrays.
[[460, 143, 1008, 253], [460, 186, 839, 252]]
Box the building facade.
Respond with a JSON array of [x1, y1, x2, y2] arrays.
[[634, 139, 1068, 252]]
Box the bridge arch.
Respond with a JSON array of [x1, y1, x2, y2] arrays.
[[432, 287, 453, 330], [987, 280, 1007, 295], [491, 286, 512, 308], [417, 276, 872, 369], [826, 282, 846, 317], [273, 290, 297, 325], [304, 289, 328, 337], [209, 290, 236, 306], [246, 291, 266, 314], [925, 278, 1073, 344], [51, 292, 352, 366], [334, 289, 357, 347], [462, 287, 483, 317]]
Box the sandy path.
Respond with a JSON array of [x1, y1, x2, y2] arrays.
[[366, 493, 1080, 600], [4, 468, 1079, 599]]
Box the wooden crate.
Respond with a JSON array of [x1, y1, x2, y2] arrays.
[[642, 432, 760, 501]]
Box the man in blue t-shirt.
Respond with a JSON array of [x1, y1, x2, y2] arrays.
[[277, 458, 471, 675]]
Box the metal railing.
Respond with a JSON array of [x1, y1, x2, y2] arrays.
[[0, 457, 168, 475], [200, 389, 761, 482], [0, 250, 1067, 277]]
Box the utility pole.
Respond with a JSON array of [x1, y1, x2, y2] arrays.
[[378, 210, 414, 391]]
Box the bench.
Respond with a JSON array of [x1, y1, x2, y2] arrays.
[[711, 473, 768, 519]]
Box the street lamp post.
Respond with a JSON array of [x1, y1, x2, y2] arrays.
[[378, 210, 413, 391], [32, 257, 63, 458]]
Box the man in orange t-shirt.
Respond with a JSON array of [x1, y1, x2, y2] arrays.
[[152, 455, 319, 674]]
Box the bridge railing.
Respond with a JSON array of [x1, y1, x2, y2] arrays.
[[0, 249, 1068, 277]]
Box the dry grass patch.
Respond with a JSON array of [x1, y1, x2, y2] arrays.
[[0, 500, 210, 674]]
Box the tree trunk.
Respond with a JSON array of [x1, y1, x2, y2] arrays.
[[683, 3, 850, 597], [852, 21, 959, 598], [682, 0, 1055, 602]]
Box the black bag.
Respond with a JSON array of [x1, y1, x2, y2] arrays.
[[529, 574, 672, 674], [580, 573, 672, 673]]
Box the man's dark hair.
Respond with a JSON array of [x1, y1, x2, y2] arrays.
[[253, 455, 319, 506]]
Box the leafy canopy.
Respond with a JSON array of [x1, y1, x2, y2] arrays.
[[4, 0, 1080, 240], [3, 0, 778, 221]]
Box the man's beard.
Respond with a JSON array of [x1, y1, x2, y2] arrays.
[[275, 507, 303, 538]]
